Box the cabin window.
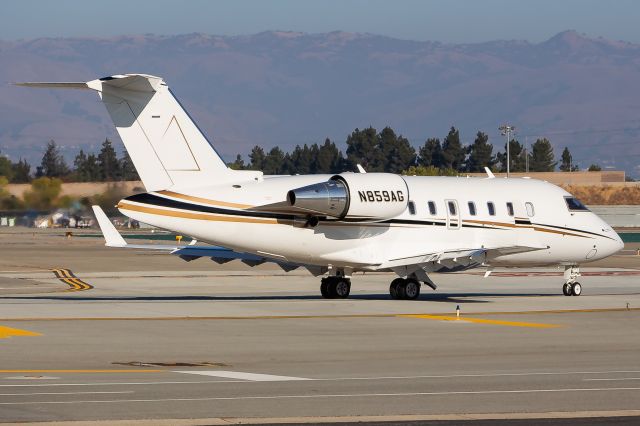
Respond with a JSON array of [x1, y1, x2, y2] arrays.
[[506, 202, 514, 216], [564, 196, 589, 212], [468, 202, 477, 216], [408, 201, 416, 215], [525, 202, 535, 217], [487, 202, 496, 216], [428, 201, 437, 215], [447, 201, 457, 216]]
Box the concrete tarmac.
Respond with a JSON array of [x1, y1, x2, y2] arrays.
[[0, 229, 639, 424]]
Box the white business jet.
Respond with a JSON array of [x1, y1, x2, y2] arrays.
[[18, 74, 624, 300]]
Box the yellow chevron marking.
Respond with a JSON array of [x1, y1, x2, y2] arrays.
[[0, 326, 41, 339], [51, 269, 93, 292]]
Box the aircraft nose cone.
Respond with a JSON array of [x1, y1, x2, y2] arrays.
[[602, 230, 624, 257]]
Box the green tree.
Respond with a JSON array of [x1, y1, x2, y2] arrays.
[[263, 147, 286, 175], [559, 147, 579, 171], [441, 127, 466, 171], [496, 139, 526, 172], [11, 159, 31, 183], [288, 144, 314, 174], [466, 131, 495, 172], [120, 150, 139, 181], [312, 139, 343, 173], [379, 127, 416, 173], [418, 138, 443, 168], [248, 146, 266, 171], [345, 127, 385, 172], [588, 164, 602, 171], [97, 139, 119, 181], [40, 140, 69, 178], [73, 149, 89, 182], [228, 154, 246, 170], [0, 176, 23, 210], [22, 177, 63, 210], [0, 152, 14, 181], [529, 138, 557, 172]]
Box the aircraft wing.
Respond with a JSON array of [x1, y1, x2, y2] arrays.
[[381, 245, 547, 274], [91, 206, 316, 274]]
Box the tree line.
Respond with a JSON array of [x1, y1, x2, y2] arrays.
[[0, 139, 139, 184], [0, 127, 599, 185], [230, 126, 598, 175]]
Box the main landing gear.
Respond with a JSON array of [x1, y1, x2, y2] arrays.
[[320, 276, 351, 299], [389, 277, 421, 300], [563, 265, 582, 296]]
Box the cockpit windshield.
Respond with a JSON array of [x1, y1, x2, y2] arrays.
[[564, 196, 589, 212]]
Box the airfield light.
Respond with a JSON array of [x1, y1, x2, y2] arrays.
[[499, 125, 516, 177]]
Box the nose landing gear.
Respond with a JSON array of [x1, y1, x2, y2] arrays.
[[563, 265, 582, 296]]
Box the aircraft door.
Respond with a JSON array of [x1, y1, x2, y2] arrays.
[[445, 199, 460, 230]]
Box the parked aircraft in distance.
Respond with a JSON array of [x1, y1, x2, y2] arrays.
[[18, 74, 624, 299]]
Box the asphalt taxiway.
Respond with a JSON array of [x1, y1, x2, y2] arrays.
[[0, 228, 639, 424]]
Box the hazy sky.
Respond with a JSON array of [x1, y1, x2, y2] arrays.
[[2, 0, 639, 43]]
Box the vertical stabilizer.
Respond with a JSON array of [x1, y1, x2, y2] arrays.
[[18, 74, 261, 191]]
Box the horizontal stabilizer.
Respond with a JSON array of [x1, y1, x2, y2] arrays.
[[92, 206, 127, 247], [13, 82, 89, 90]]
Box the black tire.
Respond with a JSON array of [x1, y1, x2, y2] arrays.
[[334, 279, 351, 299], [562, 283, 572, 296], [396, 280, 407, 300], [571, 282, 582, 296], [389, 278, 404, 299], [320, 279, 331, 298], [404, 279, 421, 300]]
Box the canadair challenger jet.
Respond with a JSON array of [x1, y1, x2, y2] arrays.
[[18, 74, 624, 300]]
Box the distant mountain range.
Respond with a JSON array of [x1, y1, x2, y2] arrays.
[[1, 30, 639, 176]]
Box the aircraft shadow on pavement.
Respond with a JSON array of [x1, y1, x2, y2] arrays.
[[0, 292, 555, 303]]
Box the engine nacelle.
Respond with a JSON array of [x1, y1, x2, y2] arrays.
[[286, 173, 409, 221]]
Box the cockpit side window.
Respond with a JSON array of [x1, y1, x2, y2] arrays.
[[564, 196, 589, 212]]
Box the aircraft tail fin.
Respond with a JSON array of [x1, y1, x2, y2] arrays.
[[17, 74, 260, 191]]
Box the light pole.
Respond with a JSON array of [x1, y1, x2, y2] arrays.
[[499, 124, 516, 177]]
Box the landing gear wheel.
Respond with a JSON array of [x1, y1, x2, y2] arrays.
[[562, 283, 572, 296], [404, 279, 421, 300], [571, 282, 582, 296], [320, 279, 331, 299], [390, 278, 404, 300], [395, 280, 407, 299], [334, 278, 351, 299]]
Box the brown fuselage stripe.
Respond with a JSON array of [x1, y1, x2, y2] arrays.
[[120, 200, 594, 240], [465, 219, 588, 238], [157, 190, 254, 209], [119, 201, 283, 224]]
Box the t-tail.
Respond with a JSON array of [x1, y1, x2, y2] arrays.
[[16, 74, 260, 191]]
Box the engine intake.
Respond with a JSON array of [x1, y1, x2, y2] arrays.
[[287, 173, 409, 221]]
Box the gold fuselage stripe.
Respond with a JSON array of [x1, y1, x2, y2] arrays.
[[157, 190, 254, 209]]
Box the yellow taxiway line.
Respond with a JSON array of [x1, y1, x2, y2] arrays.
[[0, 325, 41, 339], [399, 314, 562, 328]]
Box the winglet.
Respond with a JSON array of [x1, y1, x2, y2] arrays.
[[484, 167, 495, 179], [92, 206, 127, 247], [356, 164, 367, 173]]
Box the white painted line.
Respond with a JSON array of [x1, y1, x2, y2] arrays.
[[0, 387, 639, 405], [173, 370, 310, 381], [0, 391, 132, 396], [585, 378, 640, 381], [2, 369, 640, 388]]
